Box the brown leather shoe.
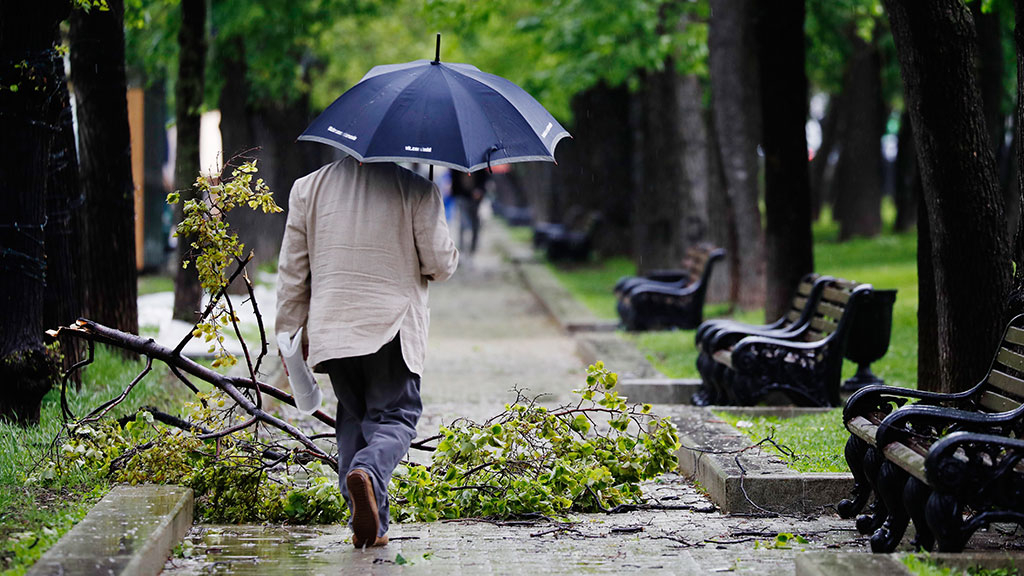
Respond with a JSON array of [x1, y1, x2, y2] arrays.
[[346, 469, 383, 548]]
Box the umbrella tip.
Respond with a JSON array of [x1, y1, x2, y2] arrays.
[[433, 33, 441, 64]]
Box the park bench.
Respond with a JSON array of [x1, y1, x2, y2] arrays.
[[542, 211, 603, 262], [692, 273, 833, 405], [695, 279, 895, 407], [839, 313, 1024, 553], [614, 244, 725, 331], [533, 206, 586, 250]]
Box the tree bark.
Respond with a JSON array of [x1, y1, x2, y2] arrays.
[[885, 0, 1011, 392], [1009, 0, 1024, 317], [709, 0, 764, 309], [172, 0, 207, 321], [632, 61, 686, 274], [833, 29, 885, 241], [0, 0, 68, 424], [755, 0, 815, 323], [70, 0, 138, 335], [44, 46, 84, 386]]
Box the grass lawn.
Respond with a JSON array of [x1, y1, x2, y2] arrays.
[[714, 409, 849, 473], [0, 347, 192, 575], [138, 273, 174, 296]]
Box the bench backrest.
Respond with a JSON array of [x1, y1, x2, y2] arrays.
[[681, 243, 725, 288], [783, 273, 825, 327], [799, 278, 865, 343], [971, 314, 1024, 414]]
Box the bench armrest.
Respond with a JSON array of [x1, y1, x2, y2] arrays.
[[843, 384, 975, 422], [925, 431, 1024, 493], [625, 281, 699, 299], [697, 318, 789, 350], [875, 404, 1024, 447]]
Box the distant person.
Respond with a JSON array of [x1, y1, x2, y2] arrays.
[[451, 170, 489, 255], [276, 156, 458, 548]]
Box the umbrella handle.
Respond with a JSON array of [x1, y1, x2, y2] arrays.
[[486, 145, 499, 174]]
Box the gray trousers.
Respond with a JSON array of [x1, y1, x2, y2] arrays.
[[325, 336, 422, 536]]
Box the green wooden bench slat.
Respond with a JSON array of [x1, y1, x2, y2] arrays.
[[882, 441, 928, 484], [996, 347, 1024, 374], [810, 316, 838, 334], [1005, 326, 1024, 347], [978, 389, 1022, 413], [822, 286, 852, 305], [712, 349, 733, 369], [986, 369, 1024, 399], [847, 415, 877, 444], [816, 302, 846, 320]]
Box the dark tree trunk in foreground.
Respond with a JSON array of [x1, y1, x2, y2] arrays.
[[917, 182, 940, 388], [709, 0, 764, 309], [1009, 1, 1024, 317], [893, 109, 918, 232], [172, 0, 207, 321], [886, 0, 1011, 393], [71, 0, 138, 335], [755, 1, 814, 323], [633, 61, 686, 274], [44, 52, 84, 386], [972, 1, 1017, 245], [0, 1, 68, 424], [833, 30, 884, 241], [561, 83, 634, 256]]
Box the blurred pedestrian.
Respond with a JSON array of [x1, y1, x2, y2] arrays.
[[451, 170, 489, 255]]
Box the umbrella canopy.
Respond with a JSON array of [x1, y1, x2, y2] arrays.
[[299, 58, 570, 173]]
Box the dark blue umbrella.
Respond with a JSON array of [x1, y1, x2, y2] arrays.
[[298, 38, 569, 173]]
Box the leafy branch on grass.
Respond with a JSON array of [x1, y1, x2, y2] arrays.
[[36, 155, 682, 524]]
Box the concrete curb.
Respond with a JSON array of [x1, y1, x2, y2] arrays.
[[28, 485, 194, 576], [673, 406, 854, 515], [796, 551, 1024, 576], [795, 552, 909, 575], [617, 378, 702, 404]]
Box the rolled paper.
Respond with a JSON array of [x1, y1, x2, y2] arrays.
[[276, 327, 322, 415]]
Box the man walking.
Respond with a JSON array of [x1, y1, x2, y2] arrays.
[[276, 156, 458, 548]]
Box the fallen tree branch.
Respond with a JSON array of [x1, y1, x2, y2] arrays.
[[50, 318, 337, 468]]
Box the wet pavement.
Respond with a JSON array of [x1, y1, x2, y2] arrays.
[[156, 217, 1017, 574]]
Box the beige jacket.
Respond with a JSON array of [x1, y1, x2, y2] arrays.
[[275, 157, 458, 375]]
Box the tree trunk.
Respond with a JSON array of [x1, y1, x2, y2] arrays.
[[677, 73, 711, 253], [1010, 1, 1024, 316], [44, 46, 84, 386], [755, 0, 814, 323], [709, 0, 764, 309], [916, 176, 940, 387], [893, 109, 919, 232], [0, 0, 68, 424], [172, 0, 207, 322], [885, 0, 1011, 392], [633, 62, 686, 275], [971, 0, 1005, 158], [833, 30, 885, 241], [705, 104, 735, 305], [562, 82, 634, 256], [70, 0, 138, 335], [810, 94, 841, 221]]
